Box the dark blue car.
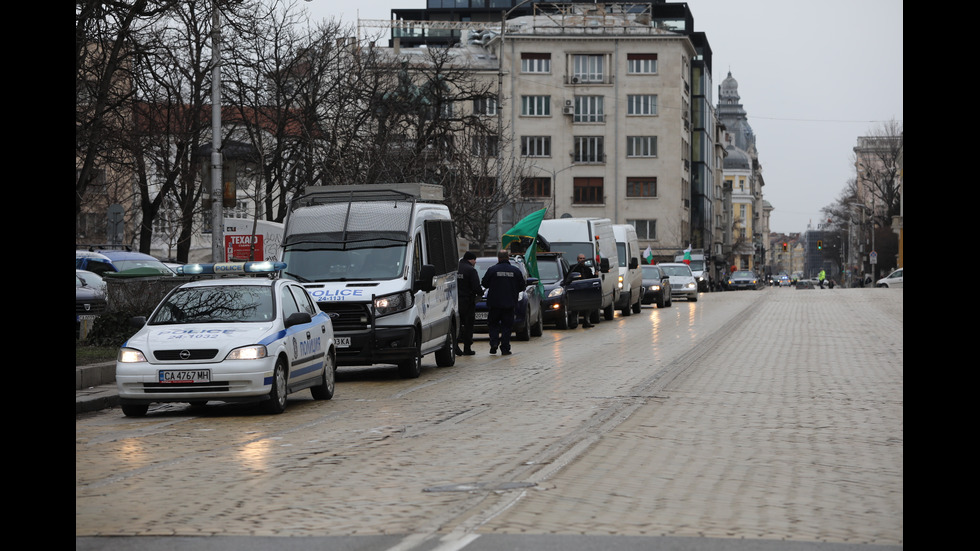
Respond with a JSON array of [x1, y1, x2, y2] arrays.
[[472, 255, 543, 341]]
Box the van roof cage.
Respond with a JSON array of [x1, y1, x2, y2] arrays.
[[290, 183, 443, 209]]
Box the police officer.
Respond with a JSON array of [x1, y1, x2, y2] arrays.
[[566, 253, 596, 328], [480, 250, 526, 355], [456, 251, 480, 355]]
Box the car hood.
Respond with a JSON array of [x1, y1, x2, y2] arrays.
[[125, 323, 279, 362]]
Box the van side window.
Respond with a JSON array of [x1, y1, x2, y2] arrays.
[[424, 219, 457, 275], [413, 234, 423, 280]]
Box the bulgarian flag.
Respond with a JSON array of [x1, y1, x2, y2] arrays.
[[682, 245, 692, 265], [643, 246, 654, 265]]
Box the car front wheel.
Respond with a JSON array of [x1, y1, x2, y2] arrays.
[[263, 359, 288, 414]]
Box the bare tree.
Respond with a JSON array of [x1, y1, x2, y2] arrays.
[[852, 119, 903, 228]]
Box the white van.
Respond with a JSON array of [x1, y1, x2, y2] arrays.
[[612, 224, 643, 316], [280, 184, 459, 378], [538, 218, 619, 321]]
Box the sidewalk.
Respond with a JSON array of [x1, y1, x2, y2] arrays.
[[76, 361, 119, 414]]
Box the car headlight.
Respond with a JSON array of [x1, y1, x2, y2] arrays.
[[547, 286, 564, 298], [648, 284, 660, 291], [686, 282, 697, 290], [374, 290, 413, 317], [618, 275, 624, 289], [118, 348, 147, 363], [226, 345, 268, 361]]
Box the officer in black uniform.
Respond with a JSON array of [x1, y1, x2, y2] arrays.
[[480, 250, 526, 355], [456, 251, 480, 355]]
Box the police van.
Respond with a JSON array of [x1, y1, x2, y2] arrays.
[[612, 224, 643, 316], [279, 184, 458, 378], [537, 218, 619, 322]]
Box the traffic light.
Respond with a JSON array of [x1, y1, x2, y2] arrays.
[[782, 242, 788, 252], [817, 240, 823, 250]]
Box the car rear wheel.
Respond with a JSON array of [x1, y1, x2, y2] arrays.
[[656, 294, 664, 308], [632, 296, 642, 314], [310, 351, 336, 400], [603, 303, 615, 321], [263, 359, 288, 414]]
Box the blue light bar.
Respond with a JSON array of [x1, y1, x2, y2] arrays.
[[177, 261, 286, 275]]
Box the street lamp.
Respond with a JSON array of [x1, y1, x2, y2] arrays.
[[209, 2, 224, 262], [531, 163, 575, 219]]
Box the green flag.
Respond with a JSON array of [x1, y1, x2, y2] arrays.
[[502, 208, 548, 292]]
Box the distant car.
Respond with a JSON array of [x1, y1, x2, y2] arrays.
[[641, 264, 672, 308], [535, 251, 603, 329], [876, 268, 903, 288], [727, 270, 763, 290], [778, 274, 791, 287], [659, 263, 698, 302], [77, 249, 175, 276], [76, 269, 106, 294], [115, 263, 336, 417], [76, 271, 107, 339], [473, 255, 543, 340]]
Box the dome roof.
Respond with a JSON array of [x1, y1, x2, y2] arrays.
[[720, 71, 738, 97], [724, 145, 751, 169]]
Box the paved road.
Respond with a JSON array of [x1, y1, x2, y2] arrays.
[[76, 287, 903, 550]]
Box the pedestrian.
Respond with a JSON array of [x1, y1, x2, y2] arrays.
[[566, 253, 596, 328], [818, 268, 826, 289], [480, 249, 526, 355], [455, 251, 480, 356]]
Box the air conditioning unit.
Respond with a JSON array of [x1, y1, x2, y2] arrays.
[[564, 99, 573, 107], [562, 106, 575, 115], [571, 76, 580, 84]]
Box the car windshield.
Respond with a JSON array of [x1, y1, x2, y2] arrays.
[[475, 258, 526, 281], [642, 266, 662, 278], [535, 258, 562, 283], [149, 285, 274, 324], [281, 242, 407, 282], [733, 271, 755, 278], [549, 242, 593, 268], [113, 259, 173, 274], [661, 265, 692, 277]]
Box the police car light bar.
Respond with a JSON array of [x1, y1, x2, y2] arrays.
[[178, 261, 286, 275]]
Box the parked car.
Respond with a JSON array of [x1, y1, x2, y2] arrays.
[[77, 249, 174, 276], [658, 263, 699, 302], [115, 262, 336, 417], [641, 264, 672, 308], [727, 270, 763, 290], [876, 268, 903, 288], [76, 269, 106, 294], [76, 271, 108, 339], [535, 251, 604, 329], [473, 255, 543, 341]]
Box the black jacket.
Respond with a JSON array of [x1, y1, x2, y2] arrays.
[[457, 259, 481, 304], [481, 261, 526, 309]]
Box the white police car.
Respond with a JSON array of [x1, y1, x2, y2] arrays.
[[116, 261, 336, 417]]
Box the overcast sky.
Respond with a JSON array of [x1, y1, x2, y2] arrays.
[[305, 0, 904, 235]]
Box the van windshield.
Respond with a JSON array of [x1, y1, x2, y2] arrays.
[[281, 241, 407, 282], [551, 242, 593, 267]]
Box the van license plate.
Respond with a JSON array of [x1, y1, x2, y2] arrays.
[[475, 312, 488, 320], [334, 337, 351, 348], [159, 370, 211, 383]]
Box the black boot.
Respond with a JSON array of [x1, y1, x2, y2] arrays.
[[454, 345, 464, 355], [463, 344, 475, 355]]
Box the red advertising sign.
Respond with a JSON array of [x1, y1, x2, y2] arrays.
[[225, 234, 264, 261]]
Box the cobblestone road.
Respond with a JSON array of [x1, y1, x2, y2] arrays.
[[76, 288, 902, 548]]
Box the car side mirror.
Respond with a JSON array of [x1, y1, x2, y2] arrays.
[[526, 277, 538, 286], [629, 257, 639, 270], [285, 312, 312, 328], [130, 316, 147, 328], [414, 264, 436, 293], [599, 258, 610, 273]]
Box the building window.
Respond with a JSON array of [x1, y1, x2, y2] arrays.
[[572, 54, 604, 83], [627, 53, 658, 74], [627, 94, 658, 115], [629, 219, 657, 240], [521, 136, 551, 157], [626, 177, 657, 197], [471, 135, 499, 157], [521, 95, 551, 116], [626, 136, 657, 157], [573, 136, 604, 163], [473, 96, 497, 116], [521, 52, 551, 73], [522, 177, 551, 198], [574, 95, 604, 123], [474, 177, 495, 198], [573, 177, 603, 204]]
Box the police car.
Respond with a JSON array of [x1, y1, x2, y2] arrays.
[[116, 261, 336, 417]]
